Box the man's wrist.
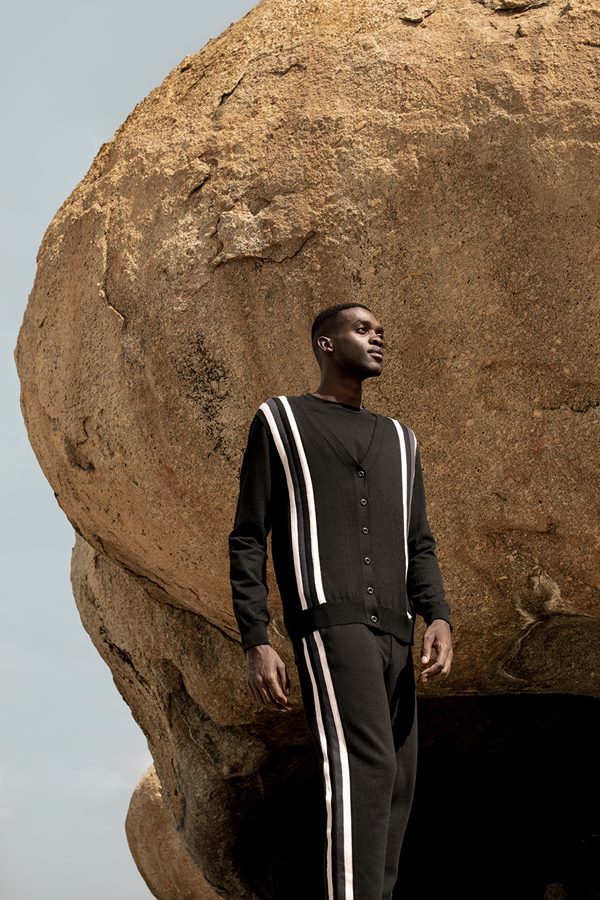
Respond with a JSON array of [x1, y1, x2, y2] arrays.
[[245, 641, 271, 654], [241, 622, 270, 652], [428, 617, 453, 632]]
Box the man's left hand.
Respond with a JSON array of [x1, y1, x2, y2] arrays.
[[420, 619, 453, 683]]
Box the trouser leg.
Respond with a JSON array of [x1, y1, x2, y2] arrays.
[[292, 623, 402, 900], [380, 634, 418, 900]]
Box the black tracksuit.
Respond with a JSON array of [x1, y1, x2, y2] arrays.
[[228, 392, 452, 899]]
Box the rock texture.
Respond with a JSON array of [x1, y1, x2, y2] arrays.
[[14, 0, 600, 895], [126, 766, 219, 899]]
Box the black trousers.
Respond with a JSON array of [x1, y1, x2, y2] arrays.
[[292, 623, 418, 900]]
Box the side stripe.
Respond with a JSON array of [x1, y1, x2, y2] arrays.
[[259, 396, 327, 610], [388, 419, 417, 619], [260, 400, 310, 609], [279, 396, 327, 606], [303, 631, 354, 899]]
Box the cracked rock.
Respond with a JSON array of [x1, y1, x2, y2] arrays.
[[212, 196, 316, 266]]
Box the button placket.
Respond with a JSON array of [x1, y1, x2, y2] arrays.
[[356, 465, 377, 621]]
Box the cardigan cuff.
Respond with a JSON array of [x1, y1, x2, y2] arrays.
[[241, 624, 270, 652], [425, 614, 453, 633]]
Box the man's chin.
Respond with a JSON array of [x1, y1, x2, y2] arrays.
[[362, 366, 382, 380]]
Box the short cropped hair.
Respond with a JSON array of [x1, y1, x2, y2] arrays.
[[310, 302, 372, 358]]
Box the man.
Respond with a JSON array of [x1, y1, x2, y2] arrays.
[[228, 302, 453, 900]]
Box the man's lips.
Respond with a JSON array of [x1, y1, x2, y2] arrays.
[[368, 350, 384, 360]]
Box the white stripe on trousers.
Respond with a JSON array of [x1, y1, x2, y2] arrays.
[[302, 631, 354, 900], [260, 396, 354, 898]]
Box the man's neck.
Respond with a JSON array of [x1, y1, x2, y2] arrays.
[[308, 384, 364, 408]]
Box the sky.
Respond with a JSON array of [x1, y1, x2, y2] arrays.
[[0, 2, 255, 897]]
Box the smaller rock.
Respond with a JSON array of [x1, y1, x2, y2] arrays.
[[126, 766, 219, 899]]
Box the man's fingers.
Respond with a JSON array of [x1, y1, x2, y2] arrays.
[[246, 648, 293, 711], [249, 672, 293, 711], [252, 682, 276, 709], [421, 661, 443, 679], [248, 680, 263, 705], [421, 632, 434, 663], [420, 647, 453, 681], [259, 685, 281, 709], [431, 642, 451, 667], [277, 664, 291, 697], [421, 665, 451, 680], [266, 675, 293, 710]]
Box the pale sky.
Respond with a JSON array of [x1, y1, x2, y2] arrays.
[[1, 2, 255, 897]]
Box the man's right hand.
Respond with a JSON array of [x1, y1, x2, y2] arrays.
[[246, 644, 293, 712]]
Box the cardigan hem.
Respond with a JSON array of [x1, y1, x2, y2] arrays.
[[283, 598, 416, 646]]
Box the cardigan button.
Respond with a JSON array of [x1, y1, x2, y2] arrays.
[[364, 556, 371, 564], [370, 614, 378, 623], [362, 526, 369, 534], [357, 469, 365, 477], [360, 498, 368, 505], [367, 586, 374, 594]]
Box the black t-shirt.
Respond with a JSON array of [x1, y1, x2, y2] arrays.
[[302, 391, 377, 463]]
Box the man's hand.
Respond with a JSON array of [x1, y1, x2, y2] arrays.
[[420, 619, 453, 683], [246, 644, 293, 712]]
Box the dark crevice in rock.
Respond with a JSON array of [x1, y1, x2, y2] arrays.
[[103, 636, 153, 693], [215, 75, 245, 111], [187, 171, 211, 197], [398, 694, 600, 900], [186, 153, 217, 197], [100, 204, 127, 327], [284, 229, 317, 261], [211, 212, 225, 263], [229, 694, 600, 898], [84, 542, 206, 615]]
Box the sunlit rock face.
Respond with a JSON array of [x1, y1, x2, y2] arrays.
[[15, 0, 600, 895]]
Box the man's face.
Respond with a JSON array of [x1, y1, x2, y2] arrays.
[[327, 307, 385, 376]]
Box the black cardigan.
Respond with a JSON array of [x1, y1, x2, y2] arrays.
[[228, 393, 452, 652]]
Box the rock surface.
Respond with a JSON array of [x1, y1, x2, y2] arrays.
[[14, 0, 600, 895], [126, 766, 220, 899]]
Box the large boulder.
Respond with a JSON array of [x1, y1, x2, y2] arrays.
[[15, 0, 600, 895]]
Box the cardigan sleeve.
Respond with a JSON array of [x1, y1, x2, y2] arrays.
[[228, 411, 273, 652], [406, 442, 453, 631]]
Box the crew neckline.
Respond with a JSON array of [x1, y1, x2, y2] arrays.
[[303, 391, 367, 412]]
